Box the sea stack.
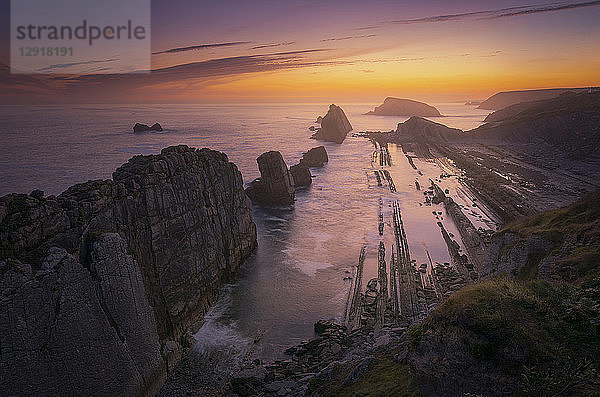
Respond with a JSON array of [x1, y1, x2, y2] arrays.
[[366, 97, 441, 117], [245, 151, 295, 205], [0, 145, 257, 395], [311, 104, 352, 144], [290, 163, 312, 187], [133, 122, 163, 132], [299, 146, 328, 167]]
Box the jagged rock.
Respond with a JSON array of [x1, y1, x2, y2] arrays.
[[366, 97, 441, 117], [245, 151, 295, 206], [311, 104, 352, 144], [289, 164, 312, 187], [299, 146, 328, 167], [0, 244, 165, 396], [133, 122, 163, 132], [0, 145, 257, 395]]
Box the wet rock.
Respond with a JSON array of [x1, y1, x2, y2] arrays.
[[133, 122, 163, 132], [289, 164, 312, 187], [299, 146, 328, 167], [311, 104, 352, 144], [245, 151, 295, 206]]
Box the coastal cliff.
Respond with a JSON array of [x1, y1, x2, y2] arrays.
[[0, 145, 257, 395]]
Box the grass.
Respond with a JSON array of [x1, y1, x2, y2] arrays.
[[414, 277, 600, 393], [307, 351, 419, 396]]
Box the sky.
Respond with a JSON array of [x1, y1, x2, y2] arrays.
[[0, 0, 599, 104]]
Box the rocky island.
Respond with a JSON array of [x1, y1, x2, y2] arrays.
[[0, 145, 257, 395], [311, 104, 353, 144], [366, 97, 441, 117]]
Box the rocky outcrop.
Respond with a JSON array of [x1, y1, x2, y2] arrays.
[[0, 145, 257, 395], [394, 116, 463, 143], [481, 189, 600, 282], [289, 164, 312, 187], [134, 122, 163, 132], [311, 104, 352, 144], [477, 87, 590, 110], [299, 146, 328, 167], [366, 97, 441, 117], [245, 151, 295, 206]]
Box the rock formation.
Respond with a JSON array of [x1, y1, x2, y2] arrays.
[[394, 116, 463, 143], [0, 145, 257, 395], [299, 146, 328, 167], [289, 164, 312, 187], [477, 87, 589, 110], [311, 104, 352, 144], [366, 97, 441, 117], [245, 151, 295, 206], [133, 122, 163, 132]]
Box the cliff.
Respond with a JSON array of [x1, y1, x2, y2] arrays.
[[477, 87, 590, 110], [311, 104, 352, 144], [366, 97, 441, 117], [0, 145, 257, 395], [472, 92, 600, 158]]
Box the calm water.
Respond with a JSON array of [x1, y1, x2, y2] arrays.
[[0, 102, 490, 384]]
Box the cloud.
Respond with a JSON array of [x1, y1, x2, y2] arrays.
[[153, 41, 251, 55], [389, 1, 600, 25], [251, 42, 295, 50], [37, 58, 119, 72], [320, 34, 377, 42]]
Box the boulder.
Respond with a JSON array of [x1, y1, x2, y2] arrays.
[[290, 164, 312, 187], [299, 146, 328, 167], [311, 104, 352, 144], [366, 97, 441, 117], [133, 122, 163, 132], [245, 151, 295, 206]]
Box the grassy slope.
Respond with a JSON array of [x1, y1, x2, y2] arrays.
[[502, 189, 600, 281], [410, 277, 600, 395]]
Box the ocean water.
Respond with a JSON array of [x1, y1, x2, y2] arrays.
[[0, 102, 490, 386]]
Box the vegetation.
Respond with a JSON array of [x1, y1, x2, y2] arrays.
[[306, 350, 419, 396], [415, 277, 600, 395]]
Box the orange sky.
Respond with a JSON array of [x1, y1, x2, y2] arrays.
[[2, 0, 600, 104]]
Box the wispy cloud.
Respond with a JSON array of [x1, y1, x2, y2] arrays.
[[389, 1, 600, 25], [153, 41, 251, 55], [37, 58, 118, 72], [251, 42, 295, 50], [320, 34, 377, 42]]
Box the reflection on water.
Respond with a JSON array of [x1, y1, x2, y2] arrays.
[[1, 102, 490, 385]]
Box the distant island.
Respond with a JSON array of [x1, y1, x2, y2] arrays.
[[477, 87, 596, 110], [365, 97, 441, 117]]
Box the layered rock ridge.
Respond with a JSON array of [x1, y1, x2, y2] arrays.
[[0, 145, 257, 395]]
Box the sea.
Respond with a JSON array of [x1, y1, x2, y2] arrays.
[[0, 102, 491, 387]]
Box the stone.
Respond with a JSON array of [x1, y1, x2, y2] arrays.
[[299, 146, 328, 167], [311, 104, 352, 144], [366, 97, 441, 117], [289, 164, 312, 187], [133, 122, 163, 132], [245, 151, 295, 206], [0, 145, 258, 395]]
